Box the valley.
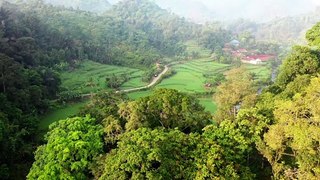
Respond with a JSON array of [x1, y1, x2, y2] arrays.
[[2, 0, 319, 179], [41, 54, 272, 129]]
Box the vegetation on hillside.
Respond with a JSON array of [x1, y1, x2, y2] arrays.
[[228, 9, 320, 44], [0, 0, 210, 177], [28, 20, 320, 180], [1, 0, 320, 179]]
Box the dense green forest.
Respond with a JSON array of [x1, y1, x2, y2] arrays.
[[1, 0, 320, 179]]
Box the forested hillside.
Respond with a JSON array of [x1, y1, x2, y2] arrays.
[[27, 22, 320, 179], [1, 0, 319, 179], [256, 8, 320, 43], [0, 2, 66, 178], [0, 0, 231, 178], [106, 0, 195, 57], [23, 0, 188, 67], [228, 8, 320, 44]]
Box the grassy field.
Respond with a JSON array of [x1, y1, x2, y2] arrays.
[[126, 60, 271, 114], [126, 58, 228, 114], [55, 59, 270, 126], [39, 101, 88, 130], [61, 61, 147, 94], [158, 58, 230, 93], [127, 90, 153, 99], [199, 97, 217, 114], [43, 43, 272, 129], [43, 61, 148, 129]]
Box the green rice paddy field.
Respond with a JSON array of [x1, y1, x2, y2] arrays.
[[158, 58, 230, 93], [127, 59, 271, 114], [41, 61, 147, 129], [41, 58, 271, 128], [61, 60, 147, 94], [127, 58, 230, 113]]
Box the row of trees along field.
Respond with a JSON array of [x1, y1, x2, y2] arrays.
[[0, 0, 233, 178], [27, 21, 320, 179]]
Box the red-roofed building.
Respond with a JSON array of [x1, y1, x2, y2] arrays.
[[241, 54, 275, 65], [247, 55, 275, 61]]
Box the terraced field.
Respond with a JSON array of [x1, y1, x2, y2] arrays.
[[157, 58, 230, 93], [61, 61, 147, 94], [57, 56, 270, 122], [119, 71, 147, 90], [127, 58, 230, 114], [46, 60, 272, 130], [125, 58, 272, 114]]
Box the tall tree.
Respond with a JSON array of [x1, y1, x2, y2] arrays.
[[306, 22, 320, 46], [275, 46, 319, 89], [214, 67, 257, 122], [97, 128, 200, 179], [27, 116, 104, 179], [258, 77, 320, 179], [118, 89, 211, 133]]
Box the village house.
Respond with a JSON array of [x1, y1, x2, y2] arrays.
[[241, 55, 275, 65], [241, 57, 262, 65], [223, 42, 275, 65], [229, 39, 240, 47]]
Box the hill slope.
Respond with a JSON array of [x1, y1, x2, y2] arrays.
[[255, 8, 320, 43], [228, 8, 320, 44]]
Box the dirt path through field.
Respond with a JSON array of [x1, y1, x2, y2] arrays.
[[118, 65, 169, 93]]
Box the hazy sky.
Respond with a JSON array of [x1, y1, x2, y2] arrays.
[[195, 0, 320, 21], [108, 0, 320, 22]]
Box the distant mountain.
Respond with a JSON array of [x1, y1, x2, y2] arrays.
[[227, 8, 320, 44], [106, 0, 215, 23], [153, 0, 215, 23], [109, 0, 320, 25], [44, 0, 111, 13], [255, 8, 320, 44], [108, 0, 200, 40]]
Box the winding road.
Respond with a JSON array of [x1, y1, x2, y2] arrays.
[[117, 65, 169, 93], [81, 65, 169, 98]]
